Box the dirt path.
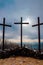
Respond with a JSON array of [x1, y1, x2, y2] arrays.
[[0, 56, 43, 65]]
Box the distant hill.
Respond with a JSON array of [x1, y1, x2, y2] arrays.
[[22, 42, 43, 51]]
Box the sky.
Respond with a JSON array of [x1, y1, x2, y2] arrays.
[[0, 0, 43, 44]]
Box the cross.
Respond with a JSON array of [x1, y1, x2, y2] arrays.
[[32, 17, 43, 53], [14, 17, 29, 48], [0, 17, 11, 50]]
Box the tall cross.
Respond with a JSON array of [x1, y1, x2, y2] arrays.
[[14, 17, 29, 48], [32, 17, 43, 53], [0, 18, 11, 50]]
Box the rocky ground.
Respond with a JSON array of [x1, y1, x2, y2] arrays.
[[0, 56, 43, 65]]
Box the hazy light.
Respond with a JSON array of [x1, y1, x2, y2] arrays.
[[23, 17, 32, 27]]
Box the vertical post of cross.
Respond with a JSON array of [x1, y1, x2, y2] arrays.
[[21, 17, 22, 48], [3, 18, 5, 50], [32, 17, 43, 53], [0, 17, 11, 50], [38, 17, 40, 53]]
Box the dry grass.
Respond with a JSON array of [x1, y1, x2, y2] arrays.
[[0, 56, 43, 65]]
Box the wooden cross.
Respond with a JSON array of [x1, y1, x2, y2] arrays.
[[0, 18, 11, 50], [14, 17, 29, 48], [32, 17, 43, 53]]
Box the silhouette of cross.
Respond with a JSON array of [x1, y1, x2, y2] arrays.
[[32, 17, 43, 53], [14, 17, 29, 48], [0, 18, 11, 50]]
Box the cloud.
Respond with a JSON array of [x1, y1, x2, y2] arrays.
[[0, 31, 2, 38], [8, 36, 43, 43], [0, 0, 43, 43]]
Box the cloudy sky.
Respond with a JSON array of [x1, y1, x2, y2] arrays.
[[0, 0, 43, 43]]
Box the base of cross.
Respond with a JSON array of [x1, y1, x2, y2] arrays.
[[0, 47, 43, 59]]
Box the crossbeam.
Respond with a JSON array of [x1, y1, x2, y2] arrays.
[[14, 23, 29, 24], [32, 23, 43, 27], [0, 24, 11, 27]]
